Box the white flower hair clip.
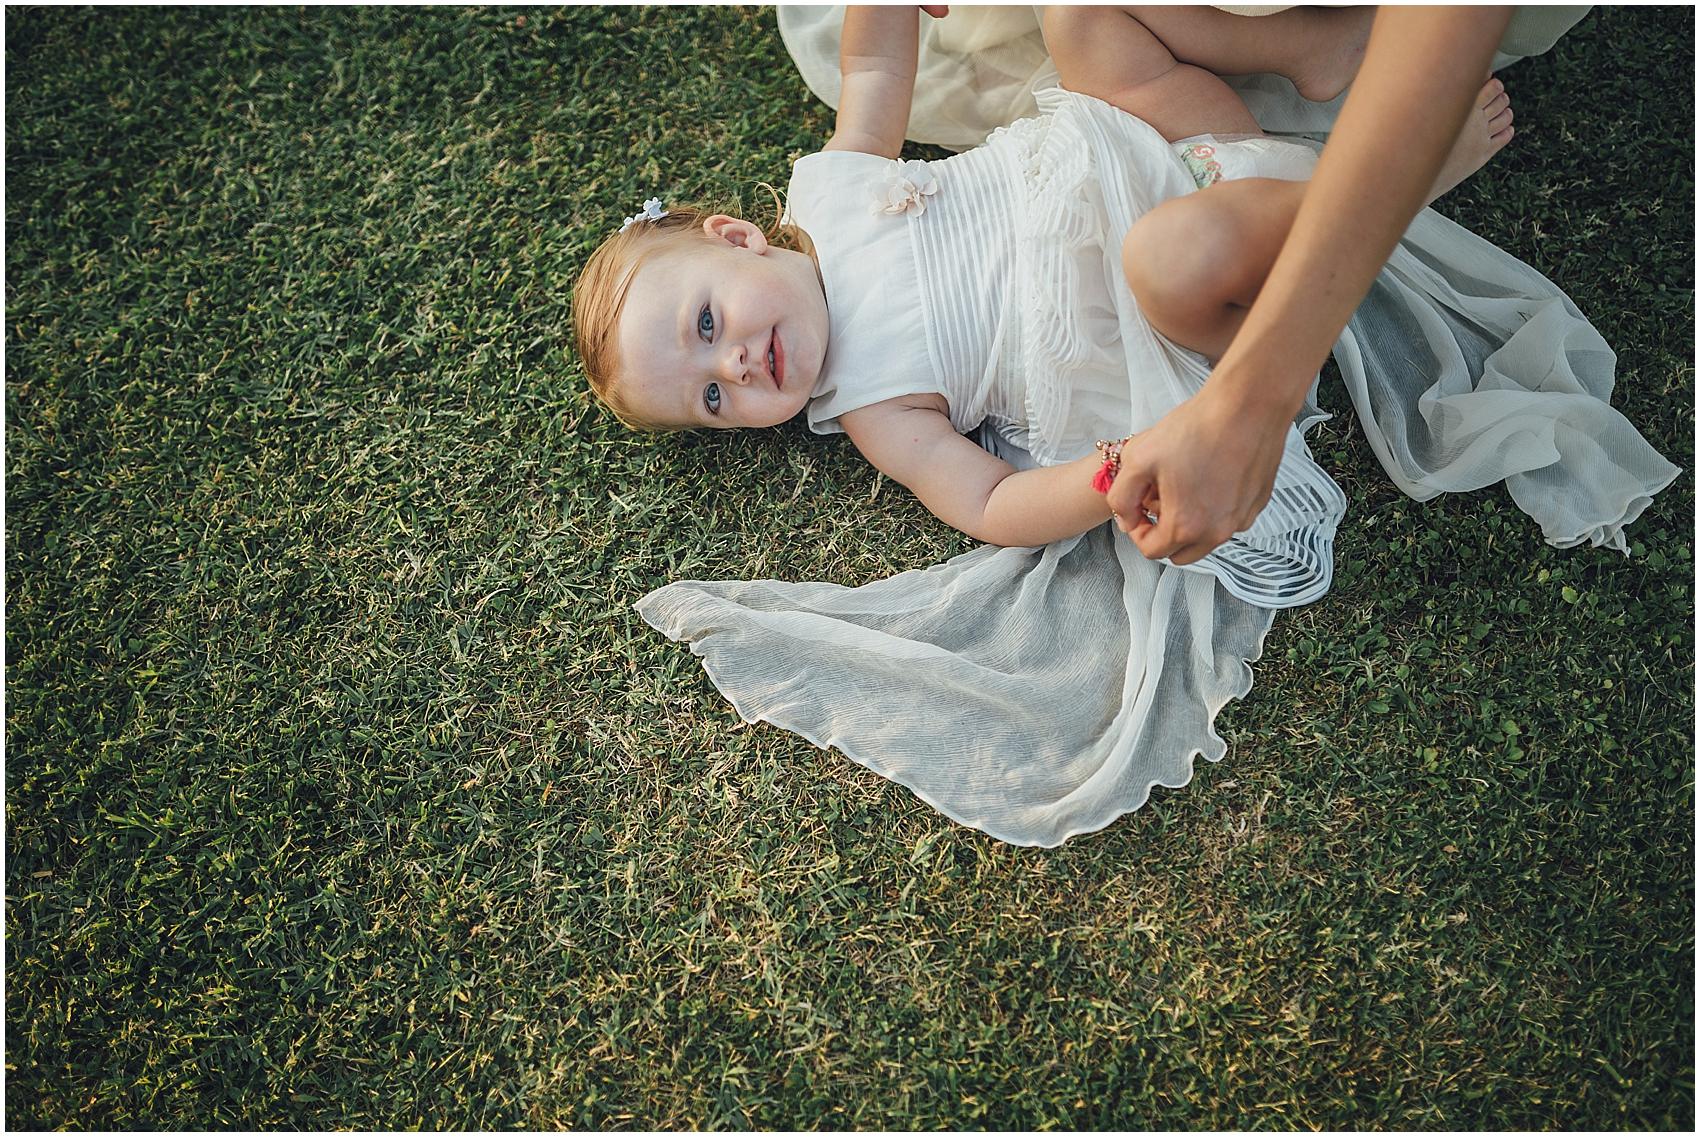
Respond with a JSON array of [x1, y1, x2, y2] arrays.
[[619, 197, 669, 233], [871, 160, 938, 218]]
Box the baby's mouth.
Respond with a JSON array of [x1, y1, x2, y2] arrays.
[[769, 330, 783, 390]]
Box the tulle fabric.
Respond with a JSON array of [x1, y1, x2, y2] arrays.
[[636, 88, 1676, 847], [638, 529, 1274, 843], [1339, 208, 1678, 550]]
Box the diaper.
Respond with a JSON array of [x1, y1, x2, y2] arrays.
[[1173, 133, 1319, 189]]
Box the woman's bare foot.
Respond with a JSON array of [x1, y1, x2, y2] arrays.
[[1426, 77, 1516, 204], [1288, 6, 1376, 103]]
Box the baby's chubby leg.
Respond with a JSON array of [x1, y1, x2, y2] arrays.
[[1123, 76, 1514, 358], [1043, 6, 1262, 140], [1120, 5, 1376, 104], [1043, 6, 1377, 141], [1122, 177, 1306, 361]]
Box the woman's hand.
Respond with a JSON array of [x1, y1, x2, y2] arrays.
[[1106, 385, 1288, 565]]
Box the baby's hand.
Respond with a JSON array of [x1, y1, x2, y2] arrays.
[[920, 5, 949, 17]]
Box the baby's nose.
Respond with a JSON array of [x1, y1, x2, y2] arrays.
[[719, 344, 751, 383]]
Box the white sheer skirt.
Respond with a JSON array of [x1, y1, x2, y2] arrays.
[[1341, 208, 1676, 549], [638, 528, 1273, 844]]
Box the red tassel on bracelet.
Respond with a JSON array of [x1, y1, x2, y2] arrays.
[[1092, 436, 1130, 495]]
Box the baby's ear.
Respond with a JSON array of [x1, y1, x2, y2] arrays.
[[701, 214, 769, 252]]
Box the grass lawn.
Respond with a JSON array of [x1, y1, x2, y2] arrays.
[[5, 5, 1692, 1129]]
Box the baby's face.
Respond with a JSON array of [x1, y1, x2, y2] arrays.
[[614, 218, 828, 430]]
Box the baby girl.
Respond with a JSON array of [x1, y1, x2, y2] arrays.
[[571, 7, 1675, 845]]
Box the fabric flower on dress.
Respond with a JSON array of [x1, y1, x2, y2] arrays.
[[870, 160, 939, 217]]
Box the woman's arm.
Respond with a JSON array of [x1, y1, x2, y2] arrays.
[[824, 6, 927, 159], [1107, 5, 1514, 564], [841, 397, 1112, 547]]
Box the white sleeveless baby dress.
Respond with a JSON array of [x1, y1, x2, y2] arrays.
[[636, 88, 1679, 847], [798, 93, 1344, 607]]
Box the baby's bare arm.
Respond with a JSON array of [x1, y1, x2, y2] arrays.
[[841, 398, 1113, 547], [827, 6, 924, 159]]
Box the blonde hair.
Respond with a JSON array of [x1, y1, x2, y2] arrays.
[[571, 187, 812, 431]]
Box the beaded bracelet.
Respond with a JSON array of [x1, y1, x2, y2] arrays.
[[1091, 435, 1133, 495]]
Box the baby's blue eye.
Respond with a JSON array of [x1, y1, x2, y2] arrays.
[[704, 382, 721, 414], [697, 304, 714, 340]]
